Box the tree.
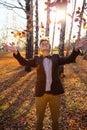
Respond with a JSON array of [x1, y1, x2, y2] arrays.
[[77, 0, 86, 40], [68, 0, 77, 49], [0, 0, 34, 72], [25, 0, 33, 71], [45, 0, 51, 37], [48, 0, 67, 76], [34, 0, 39, 55], [57, 0, 67, 77]]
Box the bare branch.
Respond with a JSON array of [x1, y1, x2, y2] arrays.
[[0, 0, 25, 11], [17, 0, 26, 12]]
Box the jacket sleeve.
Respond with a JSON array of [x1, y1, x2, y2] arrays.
[[13, 51, 37, 67], [58, 49, 80, 65]]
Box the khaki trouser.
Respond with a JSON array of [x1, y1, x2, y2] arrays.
[[35, 94, 61, 130]]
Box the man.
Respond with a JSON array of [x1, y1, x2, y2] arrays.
[[3, 39, 83, 130]]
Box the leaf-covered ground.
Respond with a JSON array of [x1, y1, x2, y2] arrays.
[[0, 52, 87, 130]]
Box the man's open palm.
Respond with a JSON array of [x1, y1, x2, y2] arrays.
[[3, 43, 17, 53], [75, 38, 87, 50]]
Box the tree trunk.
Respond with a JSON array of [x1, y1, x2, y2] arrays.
[[25, 0, 33, 71], [58, 20, 66, 77], [35, 0, 39, 55], [68, 0, 77, 50], [58, 0, 67, 77], [77, 0, 85, 39], [52, 15, 56, 54], [45, 0, 50, 37]]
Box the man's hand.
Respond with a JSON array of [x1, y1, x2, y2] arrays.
[[75, 38, 87, 50], [3, 43, 18, 54]]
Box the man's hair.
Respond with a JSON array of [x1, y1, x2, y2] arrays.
[[39, 39, 49, 45]]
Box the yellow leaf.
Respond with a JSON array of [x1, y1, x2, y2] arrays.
[[44, 8, 48, 11], [45, 2, 50, 5], [47, 19, 51, 24]]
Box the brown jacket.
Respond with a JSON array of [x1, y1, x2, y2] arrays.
[[13, 49, 80, 97]]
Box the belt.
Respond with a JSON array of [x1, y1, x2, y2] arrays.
[[45, 91, 51, 94]]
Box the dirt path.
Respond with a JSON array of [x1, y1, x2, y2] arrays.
[[0, 53, 87, 130]]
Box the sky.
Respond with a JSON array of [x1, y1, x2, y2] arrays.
[[0, 0, 87, 47]]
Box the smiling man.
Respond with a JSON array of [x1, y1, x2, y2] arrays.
[[39, 39, 51, 56], [3, 38, 83, 130]]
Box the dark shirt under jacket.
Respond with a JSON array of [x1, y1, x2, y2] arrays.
[[13, 49, 80, 97]]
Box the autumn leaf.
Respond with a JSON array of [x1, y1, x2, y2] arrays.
[[40, 22, 44, 28], [17, 31, 21, 36], [67, 13, 73, 18], [41, 30, 44, 32], [82, 18, 86, 22], [76, 10, 80, 14], [73, 35, 76, 38], [42, 33, 44, 36], [32, 6, 35, 9], [58, 27, 61, 30], [77, 25, 80, 27], [11, 42, 15, 45], [11, 32, 14, 34], [14, 33, 17, 38], [21, 32, 26, 38], [74, 18, 79, 22], [45, 1, 50, 6], [47, 19, 51, 24], [24, 29, 27, 32], [78, 7, 81, 10], [83, 22, 87, 29], [44, 8, 48, 11], [29, 27, 33, 31]]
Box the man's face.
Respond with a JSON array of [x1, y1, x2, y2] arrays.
[[40, 40, 50, 52]]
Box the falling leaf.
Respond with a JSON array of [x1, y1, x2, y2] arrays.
[[32, 6, 35, 9], [40, 22, 44, 28], [76, 10, 80, 14], [58, 27, 61, 30], [77, 25, 80, 27], [21, 32, 26, 38], [14, 33, 17, 38], [67, 13, 73, 18], [73, 35, 76, 38], [41, 30, 44, 32], [17, 31, 21, 36], [82, 18, 86, 22], [44, 8, 48, 11], [83, 22, 87, 29], [78, 7, 81, 10], [45, 1, 50, 6], [47, 19, 51, 24], [74, 18, 79, 22], [29, 27, 33, 31], [24, 29, 27, 32], [11, 42, 15, 45], [11, 32, 14, 34]]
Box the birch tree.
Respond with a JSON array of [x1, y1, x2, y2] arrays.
[[58, 0, 67, 76], [0, 0, 34, 71], [34, 0, 39, 55], [25, 0, 33, 71], [45, 0, 51, 37]]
